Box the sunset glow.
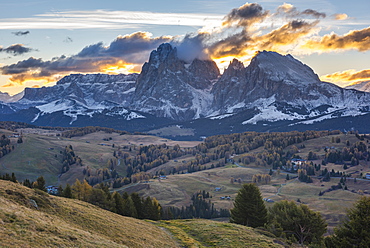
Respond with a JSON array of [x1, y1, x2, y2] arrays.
[[0, 1, 369, 94], [100, 60, 141, 74]]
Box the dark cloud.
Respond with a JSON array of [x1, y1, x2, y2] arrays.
[[223, 3, 269, 27], [301, 9, 326, 18], [276, 4, 326, 19], [12, 31, 30, 36], [208, 30, 252, 58], [0, 32, 172, 84], [303, 27, 370, 52], [0, 44, 34, 56]]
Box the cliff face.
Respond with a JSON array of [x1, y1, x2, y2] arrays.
[[132, 43, 219, 121], [3, 44, 370, 127]]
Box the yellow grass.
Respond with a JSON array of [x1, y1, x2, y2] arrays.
[[0, 180, 178, 248]]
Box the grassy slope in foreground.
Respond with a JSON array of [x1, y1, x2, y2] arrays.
[[0, 180, 177, 248], [157, 219, 285, 248], [0, 180, 285, 248]]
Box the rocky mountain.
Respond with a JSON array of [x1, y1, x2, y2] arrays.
[[132, 43, 220, 121], [345, 81, 370, 92], [0, 91, 23, 103], [1, 43, 370, 137], [211, 51, 370, 125], [11, 73, 143, 123]]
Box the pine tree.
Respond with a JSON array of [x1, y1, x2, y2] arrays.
[[34, 176, 46, 191], [113, 192, 125, 215], [325, 196, 370, 247], [268, 200, 327, 245], [130, 193, 143, 219], [63, 184, 73, 198], [230, 183, 267, 228]]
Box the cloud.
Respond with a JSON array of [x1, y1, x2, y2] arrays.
[[1, 82, 16, 88], [333, 13, 348, 20], [276, 4, 325, 18], [0, 32, 172, 84], [222, 3, 269, 28], [0, 10, 223, 30], [321, 69, 370, 84], [302, 27, 370, 52], [173, 33, 211, 62], [12, 31, 30, 36], [205, 2, 323, 60], [0, 44, 35, 56], [301, 9, 326, 19]]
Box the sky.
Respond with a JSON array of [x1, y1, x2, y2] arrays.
[[0, 0, 369, 95]]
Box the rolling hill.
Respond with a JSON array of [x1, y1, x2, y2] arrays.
[[0, 180, 284, 247]]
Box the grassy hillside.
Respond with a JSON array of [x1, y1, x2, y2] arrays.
[[2, 128, 370, 231], [0, 180, 284, 248], [157, 219, 284, 248], [0, 129, 201, 185], [0, 180, 178, 248]]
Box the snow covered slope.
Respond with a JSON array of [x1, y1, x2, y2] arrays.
[[1, 44, 370, 134]]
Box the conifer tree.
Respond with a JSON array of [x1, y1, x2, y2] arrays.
[[113, 192, 125, 215], [131, 192, 143, 218], [325, 196, 370, 247], [34, 176, 46, 191], [268, 200, 326, 245], [63, 184, 73, 198], [123, 195, 137, 218], [230, 183, 267, 228]]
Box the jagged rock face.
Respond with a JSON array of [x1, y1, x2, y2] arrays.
[[346, 81, 370, 92], [18, 73, 137, 107], [187, 59, 220, 89], [133, 43, 219, 121], [244, 51, 323, 101], [211, 51, 370, 121], [3, 44, 370, 128], [211, 59, 248, 112]]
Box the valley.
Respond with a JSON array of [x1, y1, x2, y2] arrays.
[[1, 124, 369, 233]]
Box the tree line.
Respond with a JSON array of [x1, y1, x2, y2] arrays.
[[162, 191, 230, 220], [230, 183, 370, 247]]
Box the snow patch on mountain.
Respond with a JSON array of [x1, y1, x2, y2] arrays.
[[242, 105, 305, 125], [345, 81, 370, 92], [209, 113, 234, 120]]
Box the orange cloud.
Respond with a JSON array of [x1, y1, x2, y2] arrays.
[[334, 13, 348, 20], [208, 20, 319, 60], [302, 27, 370, 52], [1, 82, 16, 88], [204, 3, 324, 62], [100, 60, 141, 74], [256, 20, 319, 51], [0, 31, 171, 89], [321, 69, 370, 86]]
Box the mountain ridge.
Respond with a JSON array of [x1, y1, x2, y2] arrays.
[[1, 43, 370, 136]]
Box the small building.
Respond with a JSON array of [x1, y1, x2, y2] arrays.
[[291, 158, 306, 166], [365, 173, 370, 180], [215, 187, 222, 192], [46, 186, 59, 195]]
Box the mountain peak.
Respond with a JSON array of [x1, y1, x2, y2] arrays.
[[249, 50, 320, 84], [147, 43, 177, 68]]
